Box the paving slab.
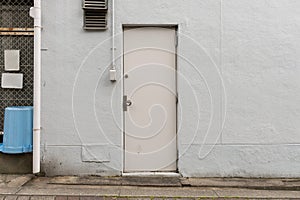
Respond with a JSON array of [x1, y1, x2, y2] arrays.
[[14, 196, 30, 200], [30, 196, 55, 200], [22, 177, 49, 188], [6, 175, 34, 188], [185, 177, 300, 190], [214, 187, 300, 198], [119, 186, 217, 198], [0, 175, 33, 188], [0, 188, 18, 195], [54, 197, 68, 200], [0, 175, 20, 184], [48, 177, 122, 187], [48, 176, 181, 187], [79, 197, 104, 200], [65, 197, 80, 200], [3, 196, 18, 200], [17, 186, 120, 197]]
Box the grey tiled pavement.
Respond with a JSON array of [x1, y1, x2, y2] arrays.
[[1, 175, 300, 199]]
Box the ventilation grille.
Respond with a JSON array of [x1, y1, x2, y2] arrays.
[[82, 0, 108, 30], [84, 11, 107, 30], [83, 0, 107, 10]]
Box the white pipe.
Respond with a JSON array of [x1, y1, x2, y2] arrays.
[[112, 0, 115, 70], [30, 0, 42, 174], [109, 0, 116, 81]]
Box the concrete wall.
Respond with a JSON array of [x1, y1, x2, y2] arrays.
[[41, 0, 300, 177]]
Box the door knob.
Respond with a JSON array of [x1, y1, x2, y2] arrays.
[[126, 100, 132, 106]]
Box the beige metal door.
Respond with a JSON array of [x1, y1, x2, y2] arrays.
[[123, 27, 177, 172]]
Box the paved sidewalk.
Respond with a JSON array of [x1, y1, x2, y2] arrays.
[[1, 175, 300, 199]]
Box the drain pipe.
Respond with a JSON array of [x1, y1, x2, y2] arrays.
[[109, 0, 116, 81], [30, 0, 42, 174]]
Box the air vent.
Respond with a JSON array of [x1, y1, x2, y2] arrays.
[[84, 11, 107, 30], [82, 0, 108, 30], [83, 0, 107, 10]]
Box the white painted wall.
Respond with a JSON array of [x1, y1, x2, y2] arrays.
[[41, 0, 300, 177]]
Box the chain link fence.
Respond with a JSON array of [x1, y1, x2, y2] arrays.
[[0, 0, 34, 131]]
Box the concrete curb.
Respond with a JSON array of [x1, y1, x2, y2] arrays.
[[2, 175, 300, 199]]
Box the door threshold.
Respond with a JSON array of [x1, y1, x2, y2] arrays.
[[122, 172, 181, 177]]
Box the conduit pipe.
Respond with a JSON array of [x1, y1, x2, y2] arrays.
[[109, 0, 116, 81], [29, 0, 42, 174]]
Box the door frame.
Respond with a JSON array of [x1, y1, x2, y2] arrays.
[[121, 25, 179, 174]]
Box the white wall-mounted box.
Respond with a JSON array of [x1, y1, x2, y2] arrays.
[[1, 73, 23, 89], [4, 50, 20, 71]]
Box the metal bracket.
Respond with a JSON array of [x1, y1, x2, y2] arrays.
[[29, 7, 42, 27], [123, 95, 128, 111], [123, 95, 132, 111]]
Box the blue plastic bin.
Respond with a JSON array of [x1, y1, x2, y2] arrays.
[[0, 106, 33, 154]]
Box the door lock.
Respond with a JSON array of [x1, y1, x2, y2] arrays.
[[126, 100, 132, 106], [123, 95, 132, 111]]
